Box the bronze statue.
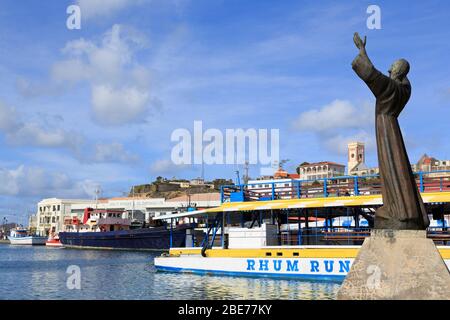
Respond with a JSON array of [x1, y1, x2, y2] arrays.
[[352, 32, 429, 230]]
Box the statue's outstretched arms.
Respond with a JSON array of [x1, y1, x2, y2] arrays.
[[351, 33, 392, 98]]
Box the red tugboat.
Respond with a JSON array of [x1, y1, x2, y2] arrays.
[[45, 233, 63, 247]]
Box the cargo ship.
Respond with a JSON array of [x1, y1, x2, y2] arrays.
[[59, 208, 188, 250], [154, 171, 450, 280]]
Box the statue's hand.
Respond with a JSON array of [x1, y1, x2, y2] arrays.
[[353, 32, 367, 50]]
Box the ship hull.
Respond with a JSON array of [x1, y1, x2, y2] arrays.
[[155, 246, 450, 281], [8, 236, 47, 245], [46, 239, 63, 247], [59, 227, 186, 251]]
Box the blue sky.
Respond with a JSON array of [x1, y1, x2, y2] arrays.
[[1, 0, 450, 223]]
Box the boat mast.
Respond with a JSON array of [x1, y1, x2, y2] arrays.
[[95, 187, 100, 209], [132, 186, 135, 221]]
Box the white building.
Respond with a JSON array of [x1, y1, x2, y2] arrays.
[[298, 161, 345, 181], [346, 142, 450, 177], [347, 142, 379, 176], [34, 193, 221, 236], [247, 178, 299, 200], [36, 198, 97, 236]]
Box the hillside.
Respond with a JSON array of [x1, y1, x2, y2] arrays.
[[129, 178, 234, 199]]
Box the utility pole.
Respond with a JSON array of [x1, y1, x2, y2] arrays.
[[201, 161, 205, 181], [94, 186, 102, 209], [235, 170, 241, 186], [132, 186, 135, 221], [243, 161, 250, 184]]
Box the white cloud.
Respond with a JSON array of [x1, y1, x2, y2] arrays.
[[7, 123, 79, 149], [150, 159, 190, 175], [0, 100, 140, 165], [91, 85, 149, 125], [49, 24, 152, 126], [292, 99, 375, 155], [0, 165, 94, 198], [324, 131, 376, 156], [0, 100, 82, 150], [293, 99, 373, 133], [0, 101, 19, 132], [76, 0, 146, 19], [93, 142, 139, 163]]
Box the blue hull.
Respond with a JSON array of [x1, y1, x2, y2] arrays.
[[59, 227, 186, 251]]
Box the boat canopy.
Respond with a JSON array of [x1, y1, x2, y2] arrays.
[[153, 191, 450, 221]]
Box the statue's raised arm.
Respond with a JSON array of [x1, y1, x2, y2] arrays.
[[351, 33, 390, 98], [353, 32, 367, 52]]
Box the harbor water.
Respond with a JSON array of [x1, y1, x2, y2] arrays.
[[0, 245, 340, 300]]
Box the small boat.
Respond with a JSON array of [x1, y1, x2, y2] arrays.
[[45, 234, 63, 247], [8, 228, 46, 245]]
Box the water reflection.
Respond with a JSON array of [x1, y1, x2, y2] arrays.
[[0, 245, 339, 300], [151, 272, 340, 300]]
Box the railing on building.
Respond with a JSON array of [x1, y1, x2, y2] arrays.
[[220, 170, 450, 203]]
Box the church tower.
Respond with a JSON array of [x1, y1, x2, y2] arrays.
[[348, 142, 365, 174]]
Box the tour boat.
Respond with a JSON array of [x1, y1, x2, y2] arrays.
[[154, 172, 450, 281], [8, 228, 47, 245]]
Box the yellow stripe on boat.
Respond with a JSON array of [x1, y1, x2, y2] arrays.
[[169, 246, 450, 259]]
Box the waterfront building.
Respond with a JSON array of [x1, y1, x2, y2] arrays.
[[412, 154, 450, 177], [297, 161, 345, 181], [34, 193, 221, 236], [28, 215, 37, 233], [36, 198, 98, 236], [246, 167, 301, 200], [348, 142, 450, 177]]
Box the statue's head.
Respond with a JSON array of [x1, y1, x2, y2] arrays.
[[388, 59, 410, 81]]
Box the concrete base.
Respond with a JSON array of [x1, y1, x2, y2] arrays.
[[337, 229, 450, 300]]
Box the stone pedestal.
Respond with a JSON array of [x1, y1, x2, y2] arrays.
[[337, 229, 450, 300]]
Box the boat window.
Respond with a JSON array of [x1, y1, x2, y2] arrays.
[[277, 252, 283, 257], [293, 252, 299, 257], [265, 252, 272, 257]]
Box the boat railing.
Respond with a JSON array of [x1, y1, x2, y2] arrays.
[[188, 225, 450, 249], [220, 170, 450, 203]]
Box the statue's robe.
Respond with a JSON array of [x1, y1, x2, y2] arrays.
[[352, 50, 429, 230]]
